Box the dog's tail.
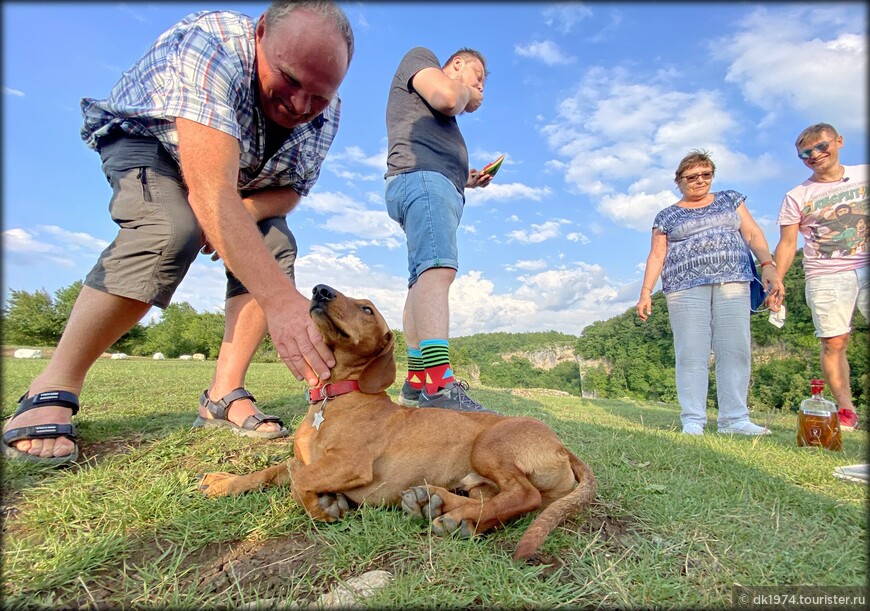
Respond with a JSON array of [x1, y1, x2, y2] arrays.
[[512, 451, 596, 560]]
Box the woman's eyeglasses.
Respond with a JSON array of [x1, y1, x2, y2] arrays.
[[798, 140, 832, 160], [680, 171, 713, 183]]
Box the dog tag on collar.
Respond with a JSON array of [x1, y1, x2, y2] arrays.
[[313, 396, 327, 430]]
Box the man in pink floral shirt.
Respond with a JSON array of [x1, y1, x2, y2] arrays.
[[773, 122, 868, 430]]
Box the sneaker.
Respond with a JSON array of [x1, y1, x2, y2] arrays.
[[418, 380, 497, 413], [682, 423, 705, 435], [718, 421, 772, 436], [839, 408, 859, 431], [397, 380, 421, 407]]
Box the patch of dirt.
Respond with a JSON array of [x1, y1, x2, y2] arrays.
[[73, 531, 412, 608], [67, 532, 327, 608], [189, 534, 324, 599], [1, 492, 24, 529], [584, 510, 632, 542], [78, 437, 150, 466]]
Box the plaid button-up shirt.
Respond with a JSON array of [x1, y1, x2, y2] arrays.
[[81, 10, 341, 195]]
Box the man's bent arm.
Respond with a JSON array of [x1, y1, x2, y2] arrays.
[[411, 67, 476, 116], [176, 118, 332, 383], [242, 186, 302, 222]]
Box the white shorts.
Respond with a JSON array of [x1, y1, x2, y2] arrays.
[[805, 267, 869, 338]]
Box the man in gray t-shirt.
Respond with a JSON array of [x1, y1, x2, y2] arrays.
[[384, 46, 493, 412]]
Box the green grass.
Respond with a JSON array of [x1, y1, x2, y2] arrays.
[[2, 358, 867, 609]]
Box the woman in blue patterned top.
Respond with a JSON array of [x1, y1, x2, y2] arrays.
[[636, 150, 784, 436]]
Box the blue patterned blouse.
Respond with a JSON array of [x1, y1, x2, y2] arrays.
[[653, 190, 754, 294]]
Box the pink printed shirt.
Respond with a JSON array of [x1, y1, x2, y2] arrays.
[[777, 164, 868, 278]]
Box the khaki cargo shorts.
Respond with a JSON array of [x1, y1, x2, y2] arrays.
[[85, 135, 296, 308]]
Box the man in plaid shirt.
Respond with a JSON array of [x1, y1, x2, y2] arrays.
[[3, 1, 354, 465]]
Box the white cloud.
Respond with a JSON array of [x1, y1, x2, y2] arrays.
[[313, 238, 403, 253], [329, 145, 387, 170], [38, 225, 110, 251], [2, 226, 109, 269], [449, 271, 539, 336], [3, 228, 76, 268], [514, 263, 617, 311], [505, 259, 548, 272], [542, 4, 593, 35], [449, 267, 638, 336], [539, 64, 788, 230], [332, 169, 379, 182], [302, 191, 403, 240], [325, 146, 387, 182], [3, 87, 24, 97], [118, 4, 147, 23], [712, 7, 867, 132], [596, 190, 674, 233], [171, 260, 227, 313], [514, 41, 576, 66], [323, 209, 401, 240], [465, 182, 552, 206], [506, 219, 570, 244], [566, 232, 590, 244], [586, 10, 623, 44]]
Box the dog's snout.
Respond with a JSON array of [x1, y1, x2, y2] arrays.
[[312, 284, 337, 302]]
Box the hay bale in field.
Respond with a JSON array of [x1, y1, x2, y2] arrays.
[[153, 352, 166, 360], [192, 353, 206, 361], [110, 352, 128, 360], [13, 349, 43, 359], [178, 354, 193, 360]]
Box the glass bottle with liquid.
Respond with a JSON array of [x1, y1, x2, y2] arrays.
[[797, 379, 841, 451]]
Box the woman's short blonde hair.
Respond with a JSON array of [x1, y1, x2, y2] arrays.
[[674, 150, 716, 184]]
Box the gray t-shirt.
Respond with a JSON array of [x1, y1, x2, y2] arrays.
[[385, 47, 469, 194]]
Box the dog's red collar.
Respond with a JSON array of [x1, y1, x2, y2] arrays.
[[306, 380, 361, 404]]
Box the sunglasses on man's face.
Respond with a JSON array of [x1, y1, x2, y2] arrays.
[[798, 140, 833, 160]]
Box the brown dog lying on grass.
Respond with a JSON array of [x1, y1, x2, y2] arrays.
[[199, 284, 596, 560]]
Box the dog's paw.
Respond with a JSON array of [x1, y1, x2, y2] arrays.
[[400, 486, 443, 521], [197, 472, 236, 497], [432, 515, 476, 538], [317, 492, 350, 520]]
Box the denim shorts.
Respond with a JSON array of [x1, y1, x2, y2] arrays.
[[385, 170, 464, 288], [85, 135, 296, 308], [805, 267, 869, 338]]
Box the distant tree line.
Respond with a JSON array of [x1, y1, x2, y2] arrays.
[[1, 281, 234, 359]]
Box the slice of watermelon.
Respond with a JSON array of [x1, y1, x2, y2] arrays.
[[481, 154, 506, 177]]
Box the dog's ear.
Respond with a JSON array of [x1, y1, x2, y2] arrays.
[[358, 331, 396, 394]]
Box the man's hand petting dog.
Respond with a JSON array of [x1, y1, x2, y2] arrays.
[[199, 284, 596, 561]]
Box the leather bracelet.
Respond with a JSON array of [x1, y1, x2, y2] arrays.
[[760, 260, 775, 268]]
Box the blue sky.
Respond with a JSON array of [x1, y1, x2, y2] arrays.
[[2, 2, 867, 336]]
